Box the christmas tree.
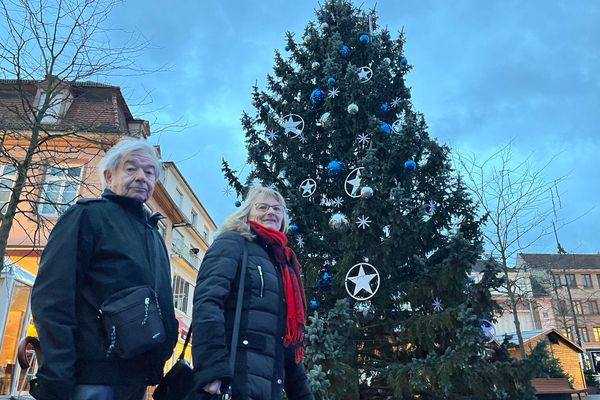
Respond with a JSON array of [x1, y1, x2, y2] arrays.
[[224, 1, 535, 398]]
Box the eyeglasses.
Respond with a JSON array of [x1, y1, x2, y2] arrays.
[[254, 203, 286, 214]]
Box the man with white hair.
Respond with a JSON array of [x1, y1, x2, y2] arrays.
[[30, 138, 178, 400]]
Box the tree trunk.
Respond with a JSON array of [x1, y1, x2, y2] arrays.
[[0, 127, 40, 274]]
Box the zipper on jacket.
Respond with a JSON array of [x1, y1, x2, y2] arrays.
[[257, 265, 264, 297]]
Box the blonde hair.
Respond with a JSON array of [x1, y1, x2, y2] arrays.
[[219, 185, 290, 239]]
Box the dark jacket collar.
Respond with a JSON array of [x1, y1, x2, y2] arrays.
[[101, 189, 164, 228], [101, 188, 146, 221]]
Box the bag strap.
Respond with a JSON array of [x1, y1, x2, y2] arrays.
[[229, 239, 248, 371], [177, 325, 192, 360]]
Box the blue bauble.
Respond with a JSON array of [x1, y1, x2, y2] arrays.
[[340, 44, 351, 58], [404, 159, 417, 171], [285, 45, 290, 51], [320, 271, 333, 290], [400, 56, 408, 65], [359, 34, 370, 43], [262, 103, 270, 112], [310, 88, 326, 106], [380, 103, 390, 113], [309, 298, 320, 311], [289, 223, 299, 234], [327, 160, 346, 177], [380, 122, 393, 134], [235, 200, 242, 207], [327, 77, 336, 86]]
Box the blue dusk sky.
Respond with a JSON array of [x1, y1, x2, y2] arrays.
[[106, 0, 598, 257]]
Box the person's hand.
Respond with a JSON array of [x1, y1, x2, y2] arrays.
[[203, 379, 222, 395]]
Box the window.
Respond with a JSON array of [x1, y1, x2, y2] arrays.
[[190, 209, 197, 228], [557, 300, 569, 315], [172, 275, 190, 314], [0, 164, 16, 213], [583, 274, 593, 288], [566, 327, 574, 341], [175, 188, 183, 208], [565, 274, 576, 287], [589, 301, 600, 315], [597, 274, 600, 288], [580, 327, 590, 343], [38, 92, 63, 123], [39, 166, 82, 216], [574, 300, 584, 315], [553, 274, 562, 287], [202, 224, 209, 241], [594, 327, 600, 342]]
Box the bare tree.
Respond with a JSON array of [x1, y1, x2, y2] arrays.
[[0, 0, 152, 273], [456, 142, 564, 358]]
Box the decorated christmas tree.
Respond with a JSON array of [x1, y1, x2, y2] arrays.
[[223, 1, 535, 398]]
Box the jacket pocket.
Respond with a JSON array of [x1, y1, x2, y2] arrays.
[[257, 265, 264, 297]]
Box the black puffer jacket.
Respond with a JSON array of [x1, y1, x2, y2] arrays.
[[191, 231, 314, 400], [30, 190, 178, 400]]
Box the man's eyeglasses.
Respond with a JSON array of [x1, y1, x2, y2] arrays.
[[254, 203, 286, 214]]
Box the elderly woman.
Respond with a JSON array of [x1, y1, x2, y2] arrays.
[[190, 186, 314, 400]]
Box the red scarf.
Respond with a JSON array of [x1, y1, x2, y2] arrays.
[[249, 221, 306, 363]]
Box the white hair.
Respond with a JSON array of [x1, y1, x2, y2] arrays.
[[98, 138, 160, 188]]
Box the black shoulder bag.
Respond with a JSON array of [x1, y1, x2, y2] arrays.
[[100, 286, 166, 359], [153, 240, 248, 400]]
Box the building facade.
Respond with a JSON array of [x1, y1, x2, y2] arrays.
[[482, 253, 600, 375], [155, 161, 217, 370], [519, 253, 600, 371]]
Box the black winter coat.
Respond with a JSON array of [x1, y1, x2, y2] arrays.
[[30, 190, 178, 400], [191, 231, 314, 400]]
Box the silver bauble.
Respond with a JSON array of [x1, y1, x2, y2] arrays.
[[347, 103, 359, 115], [319, 112, 331, 127], [328, 212, 349, 230], [360, 186, 374, 199], [382, 57, 391, 67], [311, 61, 320, 70], [321, 22, 329, 30]]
